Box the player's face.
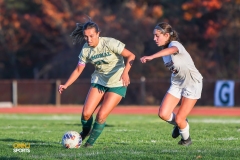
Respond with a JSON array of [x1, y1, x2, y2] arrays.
[[153, 29, 169, 46], [84, 28, 100, 47]]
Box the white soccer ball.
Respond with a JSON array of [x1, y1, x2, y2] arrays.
[[62, 131, 82, 149]]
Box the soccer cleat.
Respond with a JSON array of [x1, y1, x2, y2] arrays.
[[178, 136, 192, 146], [83, 142, 93, 148], [80, 129, 91, 141], [172, 119, 188, 138]]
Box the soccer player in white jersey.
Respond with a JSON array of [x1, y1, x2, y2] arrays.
[[140, 22, 203, 146], [58, 19, 135, 147]]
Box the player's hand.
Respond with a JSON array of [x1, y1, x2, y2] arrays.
[[140, 56, 153, 63], [120, 72, 130, 87], [58, 85, 67, 94]]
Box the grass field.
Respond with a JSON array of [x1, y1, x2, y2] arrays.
[[0, 114, 240, 160]]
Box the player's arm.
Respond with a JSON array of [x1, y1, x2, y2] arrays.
[[58, 64, 85, 94], [140, 46, 178, 63], [120, 48, 135, 86]]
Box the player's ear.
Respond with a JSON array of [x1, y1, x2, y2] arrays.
[[164, 33, 170, 38], [96, 31, 100, 37]]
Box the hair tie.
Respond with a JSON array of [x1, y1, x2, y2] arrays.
[[154, 26, 165, 33]]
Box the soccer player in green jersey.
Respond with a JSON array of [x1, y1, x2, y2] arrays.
[[140, 22, 203, 146], [58, 19, 135, 147]]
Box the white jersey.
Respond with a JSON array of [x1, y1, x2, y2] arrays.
[[162, 41, 203, 87]]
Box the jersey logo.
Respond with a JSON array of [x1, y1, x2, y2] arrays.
[[94, 60, 109, 65], [90, 52, 111, 60]]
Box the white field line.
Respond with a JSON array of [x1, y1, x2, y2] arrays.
[[119, 137, 240, 144], [115, 129, 139, 132], [0, 115, 80, 120], [0, 126, 40, 129], [149, 119, 240, 124], [215, 137, 238, 141], [161, 147, 240, 153], [189, 119, 240, 124], [0, 115, 240, 123]]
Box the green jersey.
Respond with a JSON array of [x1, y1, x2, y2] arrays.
[[78, 37, 126, 87]]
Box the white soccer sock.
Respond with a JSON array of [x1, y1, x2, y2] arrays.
[[179, 123, 190, 140], [166, 113, 177, 126]]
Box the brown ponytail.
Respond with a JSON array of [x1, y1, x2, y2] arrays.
[[70, 17, 100, 45]]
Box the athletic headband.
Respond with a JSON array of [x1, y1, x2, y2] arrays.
[[154, 26, 173, 35]]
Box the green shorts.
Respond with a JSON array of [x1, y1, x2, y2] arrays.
[[91, 83, 127, 98]]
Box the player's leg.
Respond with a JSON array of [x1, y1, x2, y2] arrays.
[[176, 97, 197, 146], [158, 92, 180, 122], [84, 87, 124, 147], [80, 85, 105, 140], [177, 81, 202, 146], [158, 92, 182, 138], [159, 84, 182, 123]]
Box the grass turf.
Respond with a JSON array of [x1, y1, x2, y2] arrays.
[[0, 114, 240, 160]]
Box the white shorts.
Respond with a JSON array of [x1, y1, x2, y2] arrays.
[[167, 81, 202, 99]]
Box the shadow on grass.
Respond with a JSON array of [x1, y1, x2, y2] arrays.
[[0, 157, 23, 160]]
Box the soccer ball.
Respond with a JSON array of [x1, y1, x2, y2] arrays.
[[62, 131, 82, 149]]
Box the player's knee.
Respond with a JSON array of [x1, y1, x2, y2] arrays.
[[95, 118, 106, 124], [175, 115, 185, 126], [158, 111, 169, 121], [95, 114, 106, 124], [82, 112, 92, 121]]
